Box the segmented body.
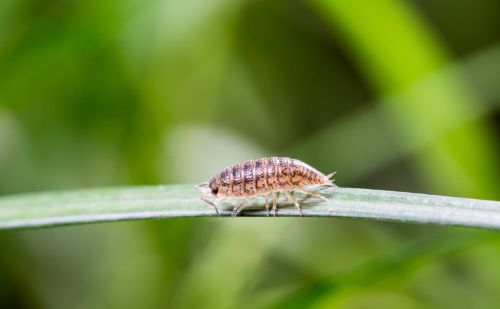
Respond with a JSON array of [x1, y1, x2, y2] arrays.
[[198, 157, 335, 216], [212, 157, 328, 197]]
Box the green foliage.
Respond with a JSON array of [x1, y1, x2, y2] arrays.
[[1, 0, 500, 307], [270, 229, 493, 309], [312, 0, 500, 198]]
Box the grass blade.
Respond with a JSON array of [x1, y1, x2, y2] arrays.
[[0, 185, 499, 230]]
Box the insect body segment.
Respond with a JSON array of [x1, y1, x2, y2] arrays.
[[199, 157, 336, 216]]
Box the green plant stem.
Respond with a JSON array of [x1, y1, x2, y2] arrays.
[[0, 185, 499, 231]]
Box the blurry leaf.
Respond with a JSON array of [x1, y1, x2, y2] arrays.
[[141, 0, 243, 124], [292, 43, 500, 186], [118, 0, 244, 182], [312, 0, 500, 198], [160, 124, 266, 183], [269, 229, 493, 309], [0, 185, 499, 230], [172, 220, 291, 309]]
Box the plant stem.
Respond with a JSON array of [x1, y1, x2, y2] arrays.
[[0, 185, 499, 230]]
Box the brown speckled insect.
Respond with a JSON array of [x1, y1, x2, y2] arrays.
[[197, 157, 336, 216]]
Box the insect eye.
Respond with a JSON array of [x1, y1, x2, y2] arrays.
[[211, 187, 219, 195]]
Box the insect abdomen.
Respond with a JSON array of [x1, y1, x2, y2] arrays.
[[243, 160, 257, 196], [214, 157, 327, 198]]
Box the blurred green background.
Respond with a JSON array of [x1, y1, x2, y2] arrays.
[[1, 0, 500, 308]]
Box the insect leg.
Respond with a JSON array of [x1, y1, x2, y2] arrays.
[[284, 191, 303, 216], [232, 199, 243, 217], [295, 189, 329, 202], [264, 194, 270, 217], [201, 196, 220, 216], [272, 192, 278, 217], [234, 198, 251, 217]]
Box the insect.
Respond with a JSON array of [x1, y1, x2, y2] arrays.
[[197, 157, 336, 216]]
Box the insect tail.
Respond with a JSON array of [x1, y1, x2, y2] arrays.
[[325, 172, 337, 187], [326, 172, 336, 179]]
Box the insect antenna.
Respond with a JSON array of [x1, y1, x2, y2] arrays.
[[196, 182, 210, 194], [196, 182, 209, 188]]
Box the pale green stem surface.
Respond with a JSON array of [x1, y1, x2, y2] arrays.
[[0, 185, 499, 231]]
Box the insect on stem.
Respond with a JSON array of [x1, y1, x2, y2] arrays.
[[198, 157, 336, 216]]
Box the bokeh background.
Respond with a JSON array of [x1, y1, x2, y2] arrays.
[[1, 0, 500, 308]]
